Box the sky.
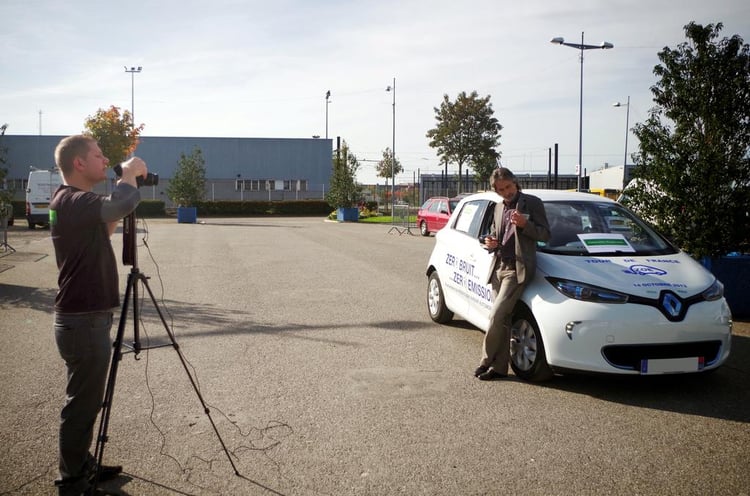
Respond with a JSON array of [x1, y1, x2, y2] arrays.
[[2, 0, 749, 185]]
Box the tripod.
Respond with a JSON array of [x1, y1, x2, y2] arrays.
[[92, 212, 239, 490], [0, 206, 15, 254]]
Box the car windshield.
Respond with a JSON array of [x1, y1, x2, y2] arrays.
[[539, 200, 677, 256]]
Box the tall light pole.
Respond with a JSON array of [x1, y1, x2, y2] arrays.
[[124, 66, 142, 128], [325, 90, 331, 139], [385, 77, 395, 219], [551, 33, 613, 191], [613, 96, 630, 166]]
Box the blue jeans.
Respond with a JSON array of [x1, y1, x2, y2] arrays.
[[54, 312, 113, 485]]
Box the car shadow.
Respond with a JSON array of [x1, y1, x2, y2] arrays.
[[541, 332, 750, 423], [440, 316, 750, 423]]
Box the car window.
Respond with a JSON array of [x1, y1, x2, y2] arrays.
[[452, 199, 491, 237], [540, 200, 677, 256], [428, 201, 441, 213]]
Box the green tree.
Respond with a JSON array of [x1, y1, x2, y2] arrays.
[[325, 140, 361, 209], [375, 147, 402, 210], [426, 91, 502, 192], [375, 147, 403, 183], [166, 147, 207, 206], [472, 149, 500, 190], [84, 106, 143, 167], [630, 22, 750, 258]]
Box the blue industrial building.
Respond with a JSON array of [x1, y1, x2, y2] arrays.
[[1, 135, 333, 204]]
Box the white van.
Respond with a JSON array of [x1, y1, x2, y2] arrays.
[[26, 168, 63, 229]]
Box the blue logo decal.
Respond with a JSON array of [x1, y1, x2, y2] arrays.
[[660, 292, 682, 317], [622, 265, 668, 276]]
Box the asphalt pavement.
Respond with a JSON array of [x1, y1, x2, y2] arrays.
[[1, 218, 748, 496]]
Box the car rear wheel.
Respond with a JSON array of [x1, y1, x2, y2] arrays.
[[419, 220, 429, 236], [427, 272, 453, 323], [510, 309, 553, 381]]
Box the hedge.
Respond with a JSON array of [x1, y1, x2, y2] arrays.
[[8, 199, 331, 219]]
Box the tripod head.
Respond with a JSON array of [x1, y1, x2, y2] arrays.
[[122, 212, 137, 267]]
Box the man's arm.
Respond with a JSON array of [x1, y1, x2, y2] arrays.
[[519, 195, 551, 242], [107, 220, 119, 237], [101, 157, 147, 236], [101, 183, 140, 229]]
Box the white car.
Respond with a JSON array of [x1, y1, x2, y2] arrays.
[[426, 190, 733, 381]]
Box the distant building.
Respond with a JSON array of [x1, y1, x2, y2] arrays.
[[1, 135, 333, 204]]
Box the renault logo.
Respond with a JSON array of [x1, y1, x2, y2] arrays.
[[660, 292, 682, 317]]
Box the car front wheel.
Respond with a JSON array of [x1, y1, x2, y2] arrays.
[[420, 221, 429, 236], [427, 271, 453, 323], [510, 309, 553, 381]]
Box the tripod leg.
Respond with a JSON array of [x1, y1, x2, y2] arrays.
[[139, 275, 241, 476], [91, 270, 136, 490]]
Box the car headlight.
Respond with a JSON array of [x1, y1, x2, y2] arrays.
[[701, 279, 724, 301], [547, 277, 629, 303]]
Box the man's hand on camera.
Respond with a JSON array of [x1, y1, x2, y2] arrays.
[[118, 157, 148, 187]]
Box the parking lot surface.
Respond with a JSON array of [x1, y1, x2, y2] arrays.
[[1, 218, 749, 496]]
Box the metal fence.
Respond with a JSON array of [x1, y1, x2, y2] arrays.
[[388, 204, 415, 235]]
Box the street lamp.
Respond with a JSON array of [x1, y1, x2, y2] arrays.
[[325, 90, 331, 139], [124, 66, 142, 129], [613, 96, 630, 166], [385, 77, 395, 220], [550, 32, 613, 191]]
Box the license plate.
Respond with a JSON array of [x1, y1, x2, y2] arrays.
[[33, 203, 49, 209], [640, 357, 704, 374]]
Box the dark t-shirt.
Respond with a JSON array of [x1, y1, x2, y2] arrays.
[[50, 184, 140, 313]]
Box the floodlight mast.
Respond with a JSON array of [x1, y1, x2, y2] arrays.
[[613, 96, 631, 167], [550, 32, 613, 191], [124, 66, 142, 129]]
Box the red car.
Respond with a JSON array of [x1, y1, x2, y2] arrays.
[[417, 196, 460, 236]]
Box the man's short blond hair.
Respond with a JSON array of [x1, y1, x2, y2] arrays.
[[54, 135, 96, 175]]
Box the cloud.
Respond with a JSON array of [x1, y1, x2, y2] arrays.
[[3, 0, 749, 182]]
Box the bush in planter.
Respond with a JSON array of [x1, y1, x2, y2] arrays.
[[325, 140, 362, 219], [166, 147, 206, 209]]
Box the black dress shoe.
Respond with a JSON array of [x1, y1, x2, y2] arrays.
[[474, 365, 489, 377], [55, 475, 90, 496], [89, 464, 123, 483], [478, 369, 508, 381]]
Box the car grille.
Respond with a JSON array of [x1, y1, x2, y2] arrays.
[[601, 341, 723, 370]]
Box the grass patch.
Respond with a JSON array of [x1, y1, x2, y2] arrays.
[[359, 216, 417, 224]]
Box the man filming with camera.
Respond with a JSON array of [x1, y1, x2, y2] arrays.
[[49, 134, 147, 495]]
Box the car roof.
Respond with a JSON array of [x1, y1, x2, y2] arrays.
[[456, 189, 617, 205]]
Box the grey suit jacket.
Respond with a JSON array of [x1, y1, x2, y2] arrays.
[[487, 192, 551, 285]]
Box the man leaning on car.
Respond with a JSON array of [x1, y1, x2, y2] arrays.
[[476, 167, 550, 381]]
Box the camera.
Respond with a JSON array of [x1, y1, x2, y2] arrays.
[[113, 164, 159, 187]]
